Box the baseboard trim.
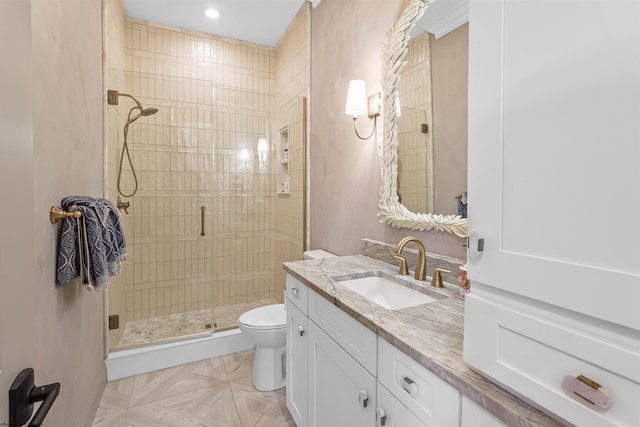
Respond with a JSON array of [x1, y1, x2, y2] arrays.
[[105, 329, 253, 381]]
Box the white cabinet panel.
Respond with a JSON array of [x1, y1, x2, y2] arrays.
[[377, 383, 427, 427], [461, 396, 505, 427], [467, 0, 640, 329], [286, 274, 308, 314], [378, 339, 460, 426], [308, 320, 376, 427], [286, 299, 308, 427], [309, 289, 377, 375], [465, 292, 640, 427]]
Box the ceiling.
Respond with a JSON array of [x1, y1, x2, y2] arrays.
[[123, 0, 307, 47]]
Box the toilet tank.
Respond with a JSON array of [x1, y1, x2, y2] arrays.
[[302, 250, 336, 260]]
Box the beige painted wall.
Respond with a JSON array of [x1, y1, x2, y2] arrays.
[[310, 0, 466, 260], [0, 0, 37, 423], [0, 0, 106, 425]]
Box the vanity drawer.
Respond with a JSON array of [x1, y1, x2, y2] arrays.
[[464, 292, 640, 427], [286, 274, 308, 314], [308, 289, 377, 375], [378, 338, 461, 426]]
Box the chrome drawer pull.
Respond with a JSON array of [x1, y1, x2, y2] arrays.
[[402, 376, 419, 396], [359, 390, 369, 408], [376, 408, 387, 426], [298, 326, 305, 337]]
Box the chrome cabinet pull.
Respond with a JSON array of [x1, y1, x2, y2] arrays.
[[376, 408, 387, 426], [200, 206, 205, 236], [359, 390, 369, 408], [402, 376, 419, 396], [291, 287, 298, 296], [298, 326, 305, 337]]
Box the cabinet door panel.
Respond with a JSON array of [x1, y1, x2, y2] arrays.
[[308, 320, 376, 427], [309, 289, 377, 375], [461, 396, 505, 427], [377, 384, 427, 427], [286, 299, 308, 427], [465, 293, 640, 427], [378, 339, 460, 426], [467, 0, 640, 329]]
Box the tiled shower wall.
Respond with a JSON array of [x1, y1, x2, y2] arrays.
[[397, 33, 434, 214], [274, 4, 310, 300], [105, 1, 289, 349]]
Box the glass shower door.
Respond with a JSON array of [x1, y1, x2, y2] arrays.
[[106, 70, 215, 350]]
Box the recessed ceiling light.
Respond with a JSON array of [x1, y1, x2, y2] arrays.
[[203, 8, 220, 19]]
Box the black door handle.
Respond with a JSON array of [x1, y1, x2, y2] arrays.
[[9, 368, 60, 427]]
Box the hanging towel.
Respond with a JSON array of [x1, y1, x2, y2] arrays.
[[55, 196, 127, 290], [457, 192, 468, 218]]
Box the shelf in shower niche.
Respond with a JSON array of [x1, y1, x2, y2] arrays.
[[277, 125, 290, 196]]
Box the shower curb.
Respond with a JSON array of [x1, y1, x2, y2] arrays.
[[104, 329, 253, 381]]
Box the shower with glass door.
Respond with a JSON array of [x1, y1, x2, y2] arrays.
[[105, 70, 304, 352]]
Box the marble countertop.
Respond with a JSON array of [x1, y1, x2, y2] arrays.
[[283, 255, 566, 427]]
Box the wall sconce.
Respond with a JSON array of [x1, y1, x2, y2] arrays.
[[240, 148, 250, 169], [257, 138, 268, 166], [345, 80, 381, 140]]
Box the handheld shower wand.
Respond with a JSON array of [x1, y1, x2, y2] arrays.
[[108, 90, 158, 198]]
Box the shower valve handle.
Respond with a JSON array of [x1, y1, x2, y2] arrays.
[[117, 197, 130, 215]]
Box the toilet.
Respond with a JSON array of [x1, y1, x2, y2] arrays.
[[239, 249, 336, 392], [238, 304, 287, 391]]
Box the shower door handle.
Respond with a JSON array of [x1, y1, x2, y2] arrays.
[[201, 206, 205, 236]]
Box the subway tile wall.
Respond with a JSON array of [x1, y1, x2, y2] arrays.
[[274, 4, 310, 300]]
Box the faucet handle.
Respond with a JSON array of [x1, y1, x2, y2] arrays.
[[393, 255, 409, 275], [431, 268, 452, 288]]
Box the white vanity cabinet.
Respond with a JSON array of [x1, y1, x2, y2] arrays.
[[285, 274, 377, 427], [465, 1, 640, 426], [285, 274, 466, 427]]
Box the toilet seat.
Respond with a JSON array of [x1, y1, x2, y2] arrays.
[[238, 304, 286, 330]]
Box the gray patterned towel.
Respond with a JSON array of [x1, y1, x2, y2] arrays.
[[55, 196, 127, 289]]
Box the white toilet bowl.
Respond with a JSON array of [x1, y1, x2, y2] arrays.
[[238, 304, 286, 391]]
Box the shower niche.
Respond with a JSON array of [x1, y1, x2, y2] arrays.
[[277, 125, 290, 195]]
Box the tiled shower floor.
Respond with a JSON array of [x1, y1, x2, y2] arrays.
[[117, 299, 279, 349]]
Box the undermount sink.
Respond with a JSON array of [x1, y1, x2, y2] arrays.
[[333, 271, 447, 310]]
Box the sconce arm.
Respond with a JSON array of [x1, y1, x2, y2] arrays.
[[352, 115, 377, 140]]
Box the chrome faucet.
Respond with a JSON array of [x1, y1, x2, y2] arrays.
[[395, 236, 427, 281]]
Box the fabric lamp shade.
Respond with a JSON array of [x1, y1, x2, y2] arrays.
[[345, 80, 367, 116]]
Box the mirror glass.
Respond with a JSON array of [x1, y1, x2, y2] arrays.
[[378, 0, 468, 237]]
